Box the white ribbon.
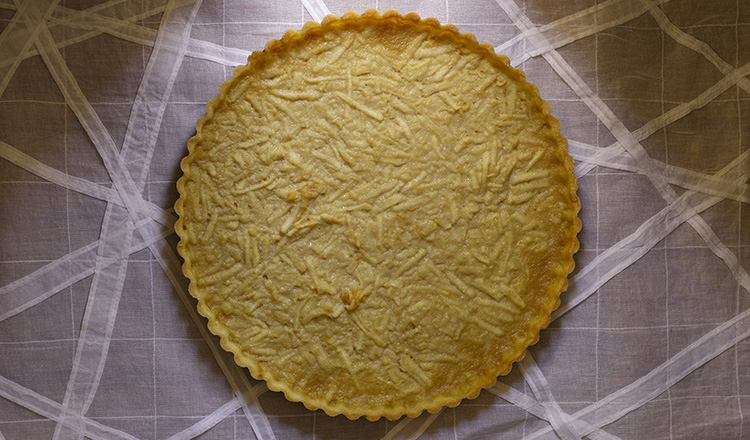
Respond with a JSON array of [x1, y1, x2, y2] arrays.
[[570, 140, 750, 204], [58, 0, 247, 75], [300, 0, 331, 22], [0, 374, 140, 440], [557, 149, 750, 320], [0, 218, 170, 323], [496, 0, 673, 66], [0, 140, 176, 226], [164, 398, 242, 440], [0, 0, 250, 70], [34, 1, 203, 437], [640, 0, 750, 94], [525, 306, 750, 439], [0, 0, 60, 96], [518, 355, 582, 440], [0, 0, 168, 69], [381, 410, 444, 440], [488, 383, 624, 440]]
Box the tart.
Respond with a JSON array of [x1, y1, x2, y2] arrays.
[[175, 9, 580, 421]]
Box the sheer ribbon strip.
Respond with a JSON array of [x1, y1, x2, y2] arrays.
[[0, 374, 140, 440], [0, 0, 168, 69], [496, 0, 672, 66], [518, 355, 582, 440], [0, 0, 60, 96], [301, 0, 331, 23]]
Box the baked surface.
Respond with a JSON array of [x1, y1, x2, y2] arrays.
[[175, 9, 580, 420]]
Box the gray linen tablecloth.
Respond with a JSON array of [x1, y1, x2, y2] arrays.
[[1, 0, 749, 438]]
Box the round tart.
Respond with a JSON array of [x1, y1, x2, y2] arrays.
[[175, 10, 580, 421]]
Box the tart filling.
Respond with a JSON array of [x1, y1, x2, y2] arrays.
[[175, 9, 580, 420]]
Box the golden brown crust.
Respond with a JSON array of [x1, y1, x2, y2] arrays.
[[175, 9, 581, 421]]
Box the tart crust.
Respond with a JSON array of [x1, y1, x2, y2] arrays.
[[175, 9, 581, 421]]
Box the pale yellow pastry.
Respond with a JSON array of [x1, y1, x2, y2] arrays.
[[175, 10, 580, 421]]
